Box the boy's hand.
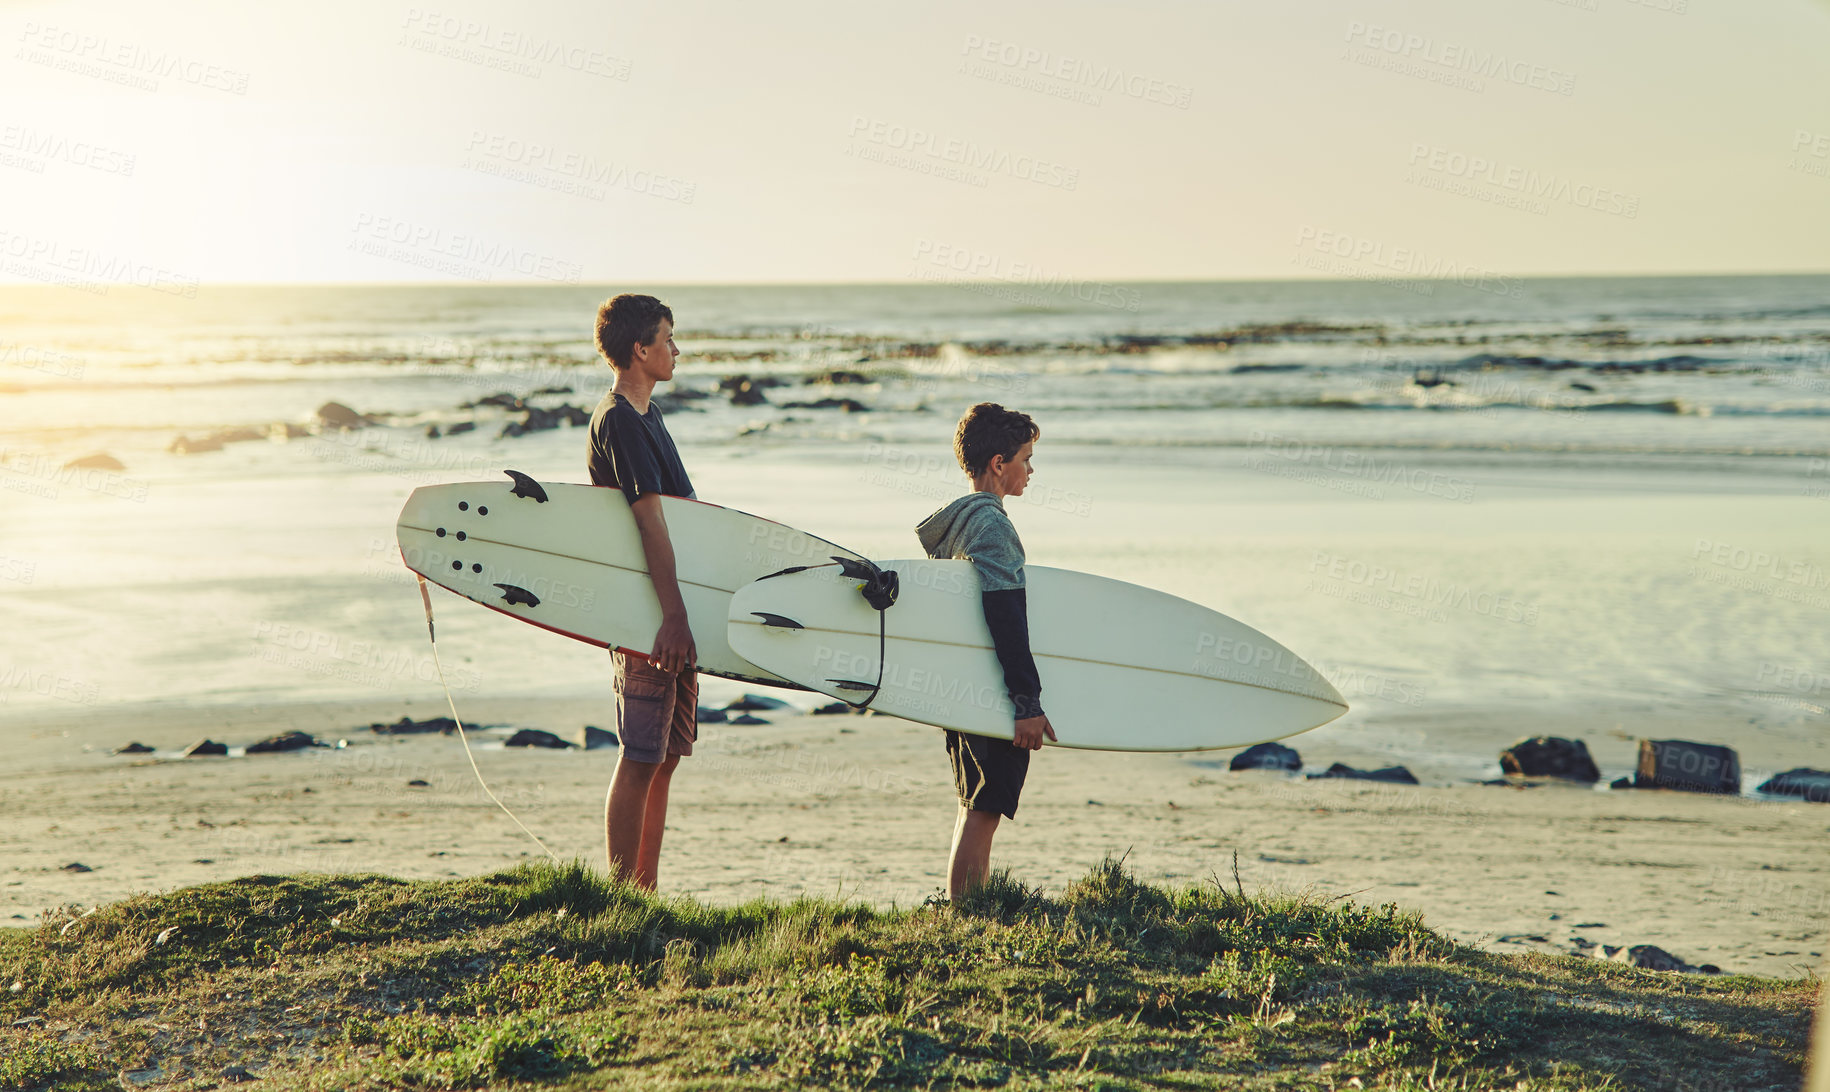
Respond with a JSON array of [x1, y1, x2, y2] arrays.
[[1013, 714, 1055, 750], [650, 611, 695, 675]]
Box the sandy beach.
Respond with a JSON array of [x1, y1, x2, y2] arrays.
[[4, 280, 1827, 997], [7, 696, 1825, 981]]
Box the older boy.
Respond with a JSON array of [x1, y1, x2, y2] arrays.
[[914, 402, 1055, 898], [589, 293, 697, 889]]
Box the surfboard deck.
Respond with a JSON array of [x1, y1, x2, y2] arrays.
[[396, 472, 866, 687], [728, 559, 1347, 751]]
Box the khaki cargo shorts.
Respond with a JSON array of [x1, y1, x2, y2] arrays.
[[612, 649, 698, 764]]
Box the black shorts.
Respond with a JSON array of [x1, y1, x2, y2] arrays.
[[946, 729, 1030, 820]]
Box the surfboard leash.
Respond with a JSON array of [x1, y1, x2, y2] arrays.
[[415, 574, 561, 863], [754, 556, 899, 711]]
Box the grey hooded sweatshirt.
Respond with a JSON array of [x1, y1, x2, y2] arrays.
[[915, 492, 1043, 719]]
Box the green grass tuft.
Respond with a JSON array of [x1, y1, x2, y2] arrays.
[[0, 858, 1815, 1090]]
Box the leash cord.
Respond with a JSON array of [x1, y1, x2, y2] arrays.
[[416, 574, 560, 863]]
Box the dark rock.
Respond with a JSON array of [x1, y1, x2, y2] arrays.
[[424, 424, 441, 439], [1306, 762, 1419, 784], [168, 433, 225, 455], [245, 731, 319, 754], [805, 369, 871, 385], [1634, 739, 1740, 794], [64, 453, 125, 471], [812, 702, 852, 715], [221, 1065, 257, 1083], [696, 706, 728, 724], [406, 779, 430, 787], [575, 725, 619, 750], [1230, 742, 1302, 772], [726, 693, 789, 711], [504, 728, 573, 749], [113, 742, 155, 755], [170, 426, 266, 455], [729, 380, 769, 406], [1570, 381, 1598, 392], [184, 739, 229, 757], [1602, 944, 1715, 973], [780, 397, 869, 412], [61, 862, 92, 873], [462, 392, 524, 410], [446, 421, 476, 435], [730, 714, 769, 725], [531, 385, 574, 395], [1499, 736, 1600, 782], [718, 374, 786, 391], [316, 401, 373, 429], [499, 403, 590, 439], [1609, 776, 1633, 790], [1756, 768, 1830, 803], [369, 716, 457, 735]]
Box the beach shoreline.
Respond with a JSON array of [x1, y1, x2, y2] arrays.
[[7, 699, 1824, 980]]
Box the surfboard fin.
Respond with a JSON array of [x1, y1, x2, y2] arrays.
[[831, 556, 899, 611], [752, 612, 804, 630], [504, 469, 549, 503], [494, 583, 541, 608]]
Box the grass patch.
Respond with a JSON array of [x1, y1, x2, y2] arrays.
[[0, 857, 1815, 1090]]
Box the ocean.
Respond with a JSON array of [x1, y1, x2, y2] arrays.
[[3, 276, 1826, 787]]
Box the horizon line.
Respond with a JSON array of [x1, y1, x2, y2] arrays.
[[2, 269, 1829, 292]]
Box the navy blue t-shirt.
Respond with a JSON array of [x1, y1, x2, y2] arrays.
[[587, 392, 695, 503]]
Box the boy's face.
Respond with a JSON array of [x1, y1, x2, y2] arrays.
[[992, 440, 1035, 496], [630, 319, 679, 382]]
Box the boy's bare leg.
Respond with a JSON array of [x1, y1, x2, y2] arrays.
[[634, 752, 682, 889], [947, 806, 1001, 899], [606, 755, 662, 885]]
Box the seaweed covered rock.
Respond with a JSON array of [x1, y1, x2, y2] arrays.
[[1307, 762, 1418, 784], [1499, 736, 1600, 782], [1230, 742, 1302, 772], [1634, 739, 1739, 794], [504, 729, 573, 749], [1756, 768, 1830, 803], [245, 731, 320, 754]]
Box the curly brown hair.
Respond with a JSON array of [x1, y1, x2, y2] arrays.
[[954, 402, 1039, 478], [594, 294, 674, 369]]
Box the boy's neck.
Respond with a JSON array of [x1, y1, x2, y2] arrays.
[[610, 369, 655, 414]]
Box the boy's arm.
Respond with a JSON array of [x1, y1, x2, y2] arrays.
[[962, 511, 1054, 748], [629, 493, 695, 675], [981, 590, 1042, 718]]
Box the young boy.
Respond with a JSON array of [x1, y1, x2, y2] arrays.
[[914, 402, 1055, 898], [588, 293, 697, 890]]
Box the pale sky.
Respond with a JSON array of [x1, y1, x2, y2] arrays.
[[2, 0, 1827, 285]]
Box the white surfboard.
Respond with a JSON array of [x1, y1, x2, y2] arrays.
[[396, 471, 865, 687], [727, 559, 1347, 751]]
